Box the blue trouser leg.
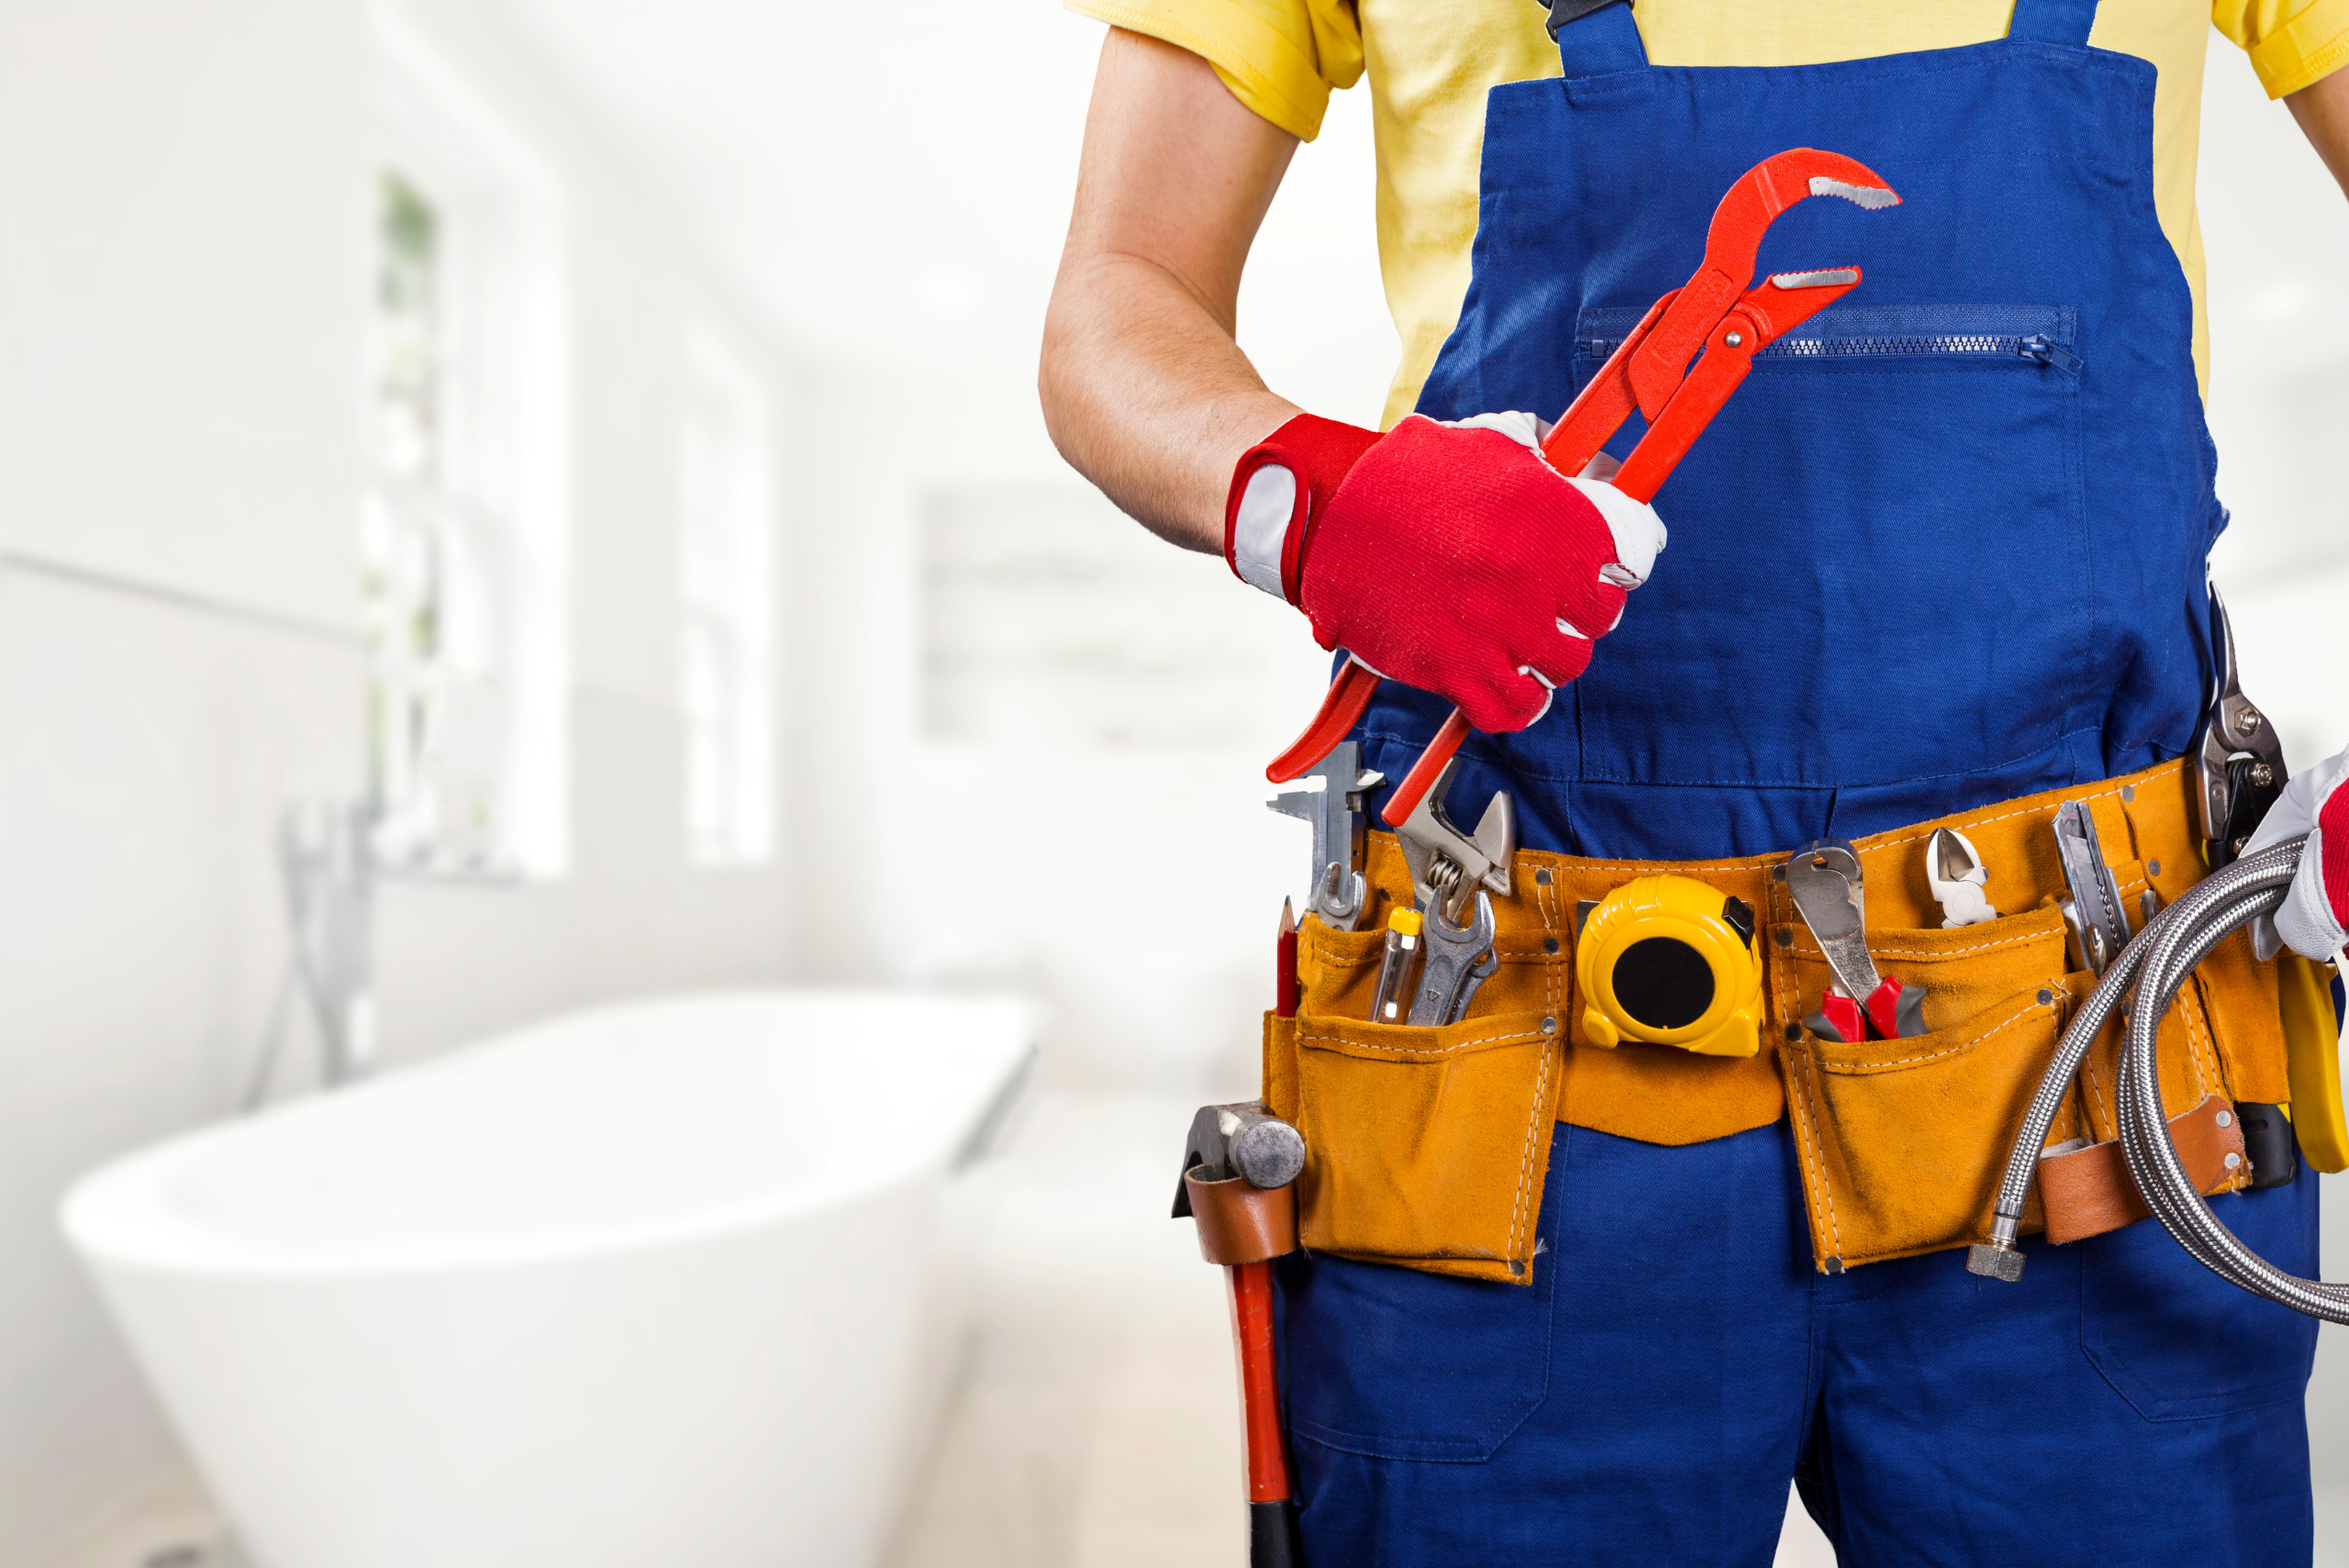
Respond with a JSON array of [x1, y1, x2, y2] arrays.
[[1276, 1121, 2319, 1565]]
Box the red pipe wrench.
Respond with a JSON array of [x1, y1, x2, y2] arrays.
[[1266, 149, 1901, 824]]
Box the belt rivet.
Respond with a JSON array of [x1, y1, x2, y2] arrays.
[[1543, 937, 1561, 954], [2147, 859, 2162, 878], [1784, 1022, 1801, 1042], [2120, 784, 2136, 803], [2036, 988, 2054, 1006], [1540, 1016, 1557, 1034], [1774, 928, 1793, 947], [2224, 1152, 2243, 1171], [2218, 1110, 2234, 1129], [1534, 868, 1553, 886]]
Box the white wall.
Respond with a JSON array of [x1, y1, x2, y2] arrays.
[[778, 75, 1389, 1096], [2198, 39, 2349, 1545], [0, 4, 802, 1561]]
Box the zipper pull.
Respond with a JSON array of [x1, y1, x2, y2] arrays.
[[2019, 334, 2083, 373]]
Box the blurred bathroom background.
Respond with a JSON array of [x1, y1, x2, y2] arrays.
[[0, 3, 2343, 1565]]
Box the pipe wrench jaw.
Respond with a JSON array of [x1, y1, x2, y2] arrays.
[[1630, 148, 1898, 419]]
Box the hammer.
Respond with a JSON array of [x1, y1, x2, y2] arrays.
[[1173, 1096, 1307, 1568]]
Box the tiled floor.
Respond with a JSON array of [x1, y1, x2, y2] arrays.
[[880, 1089, 1841, 1568]]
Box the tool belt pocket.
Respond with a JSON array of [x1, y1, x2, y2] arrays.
[[1263, 1007, 1562, 1286], [1778, 903, 2254, 1270]]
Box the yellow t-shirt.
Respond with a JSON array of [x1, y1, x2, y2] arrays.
[[1069, 0, 2349, 423]]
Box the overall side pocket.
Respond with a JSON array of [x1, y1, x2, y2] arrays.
[[1292, 1010, 1563, 1285]]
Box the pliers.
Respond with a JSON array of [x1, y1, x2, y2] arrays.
[[1266, 148, 1902, 823]]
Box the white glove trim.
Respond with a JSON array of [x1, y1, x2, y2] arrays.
[[1232, 463, 1296, 600], [1566, 476, 1666, 587], [2243, 744, 2349, 961]]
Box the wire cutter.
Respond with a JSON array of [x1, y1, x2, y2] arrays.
[[1266, 148, 1902, 825]]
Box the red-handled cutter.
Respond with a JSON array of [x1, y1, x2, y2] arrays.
[[1266, 148, 1901, 824]]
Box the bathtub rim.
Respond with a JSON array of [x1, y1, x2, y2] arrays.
[[60, 986, 1041, 1284]]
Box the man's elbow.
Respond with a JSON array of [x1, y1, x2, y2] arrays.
[[1037, 272, 1102, 477]]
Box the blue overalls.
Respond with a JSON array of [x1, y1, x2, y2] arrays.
[[1277, 1, 2322, 1559]]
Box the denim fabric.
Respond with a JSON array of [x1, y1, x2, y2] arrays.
[[1276, 1120, 2320, 1565], [1369, 0, 2223, 861]]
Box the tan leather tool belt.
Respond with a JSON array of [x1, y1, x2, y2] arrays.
[[1261, 758, 2285, 1285]]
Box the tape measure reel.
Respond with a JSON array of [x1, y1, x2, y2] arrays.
[[1575, 874, 1765, 1059]]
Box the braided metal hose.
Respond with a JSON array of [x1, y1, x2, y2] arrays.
[[1968, 837, 2349, 1319]]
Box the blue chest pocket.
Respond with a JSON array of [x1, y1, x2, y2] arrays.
[[1568, 304, 2089, 796]]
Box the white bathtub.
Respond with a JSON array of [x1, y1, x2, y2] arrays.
[[61, 989, 1038, 1568]]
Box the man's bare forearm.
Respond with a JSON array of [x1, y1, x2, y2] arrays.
[[2288, 65, 2349, 197], [1041, 29, 1306, 554]]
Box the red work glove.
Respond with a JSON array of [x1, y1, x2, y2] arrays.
[[1223, 411, 1666, 733], [2243, 744, 2349, 962]]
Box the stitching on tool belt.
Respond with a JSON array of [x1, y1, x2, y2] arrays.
[[1785, 1042, 1844, 1261], [1857, 776, 2133, 858], [1295, 1023, 1547, 1058], [2181, 972, 2222, 1110], [1786, 926, 2059, 963], [1812, 995, 2053, 1073], [1302, 930, 1383, 968], [2079, 994, 2115, 1144], [1503, 859, 1562, 1267], [1770, 878, 1840, 1258], [1507, 1026, 1555, 1263]]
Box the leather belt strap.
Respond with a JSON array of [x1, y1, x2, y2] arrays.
[[1184, 1173, 1297, 1265], [2037, 1094, 2246, 1245]]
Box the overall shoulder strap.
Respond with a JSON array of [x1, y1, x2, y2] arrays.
[[1547, 0, 1648, 79], [2005, 0, 2099, 47]]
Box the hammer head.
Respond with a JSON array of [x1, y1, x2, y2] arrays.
[[1170, 1101, 1308, 1218]]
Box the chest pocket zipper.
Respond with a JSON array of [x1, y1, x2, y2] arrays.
[[1576, 305, 2082, 376], [1557, 299, 2094, 794]]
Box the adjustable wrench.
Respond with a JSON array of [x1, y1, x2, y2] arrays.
[[1407, 892, 1500, 1026], [1391, 761, 1516, 1024], [1267, 740, 1384, 930], [1393, 760, 1516, 922], [1267, 148, 1900, 819]]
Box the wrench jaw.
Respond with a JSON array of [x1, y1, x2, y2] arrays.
[[1395, 762, 1517, 923], [1406, 890, 1499, 1027], [1632, 148, 1899, 417], [1267, 740, 1386, 931], [1315, 862, 1371, 931]]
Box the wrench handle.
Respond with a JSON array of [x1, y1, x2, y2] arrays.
[[1268, 657, 1383, 784]]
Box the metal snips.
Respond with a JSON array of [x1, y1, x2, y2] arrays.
[[2198, 586, 2288, 869]]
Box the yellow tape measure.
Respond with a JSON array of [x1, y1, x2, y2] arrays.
[[1575, 873, 1765, 1059]]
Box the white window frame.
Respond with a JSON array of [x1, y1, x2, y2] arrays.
[[677, 324, 776, 867], [364, 4, 571, 878]]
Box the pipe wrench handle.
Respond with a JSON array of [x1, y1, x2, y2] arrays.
[[1267, 658, 1383, 784]]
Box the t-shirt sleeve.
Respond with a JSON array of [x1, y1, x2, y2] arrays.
[[2216, 0, 2349, 97], [1063, 0, 1364, 140]]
